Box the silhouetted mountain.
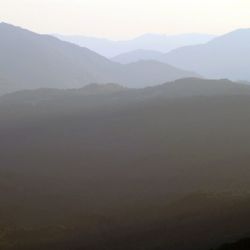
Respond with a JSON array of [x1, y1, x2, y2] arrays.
[[3, 78, 249, 104], [111, 49, 164, 64], [118, 61, 200, 88], [55, 33, 215, 57], [1, 78, 250, 249], [78, 82, 126, 94], [0, 23, 198, 94], [0, 22, 113, 91], [1, 83, 126, 105], [161, 29, 250, 81]]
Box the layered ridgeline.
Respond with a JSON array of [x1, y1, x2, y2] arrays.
[[111, 49, 164, 64], [111, 28, 250, 82], [54, 33, 215, 57], [0, 23, 197, 94], [161, 29, 250, 81], [1, 78, 250, 249]]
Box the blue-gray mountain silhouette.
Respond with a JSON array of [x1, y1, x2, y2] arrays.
[[55, 33, 215, 57], [111, 49, 164, 64], [0, 23, 198, 94], [161, 29, 250, 81]]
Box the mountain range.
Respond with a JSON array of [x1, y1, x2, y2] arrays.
[[111, 49, 164, 64], [110, 29, 250, 82], [2, 22, 250, 94], [2, 17, 250, 250], [2, 78, 250, 249], [161, 29, 250, 81], [54, 33, 215, 57], [0, 22, 198, 94]]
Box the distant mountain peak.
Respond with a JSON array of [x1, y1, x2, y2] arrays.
[[0, 21, 12, 26], [54, 32, 215, 57], [161, 28, 250, 81], [209, 28, 250, 44], [227, 28, 250, 34], [0, 22, 25, 31]]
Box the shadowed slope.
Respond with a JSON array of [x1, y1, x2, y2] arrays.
[[1, 79, 250, 249]]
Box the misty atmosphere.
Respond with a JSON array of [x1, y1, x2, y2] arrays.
[[1, 1, 250, 249]]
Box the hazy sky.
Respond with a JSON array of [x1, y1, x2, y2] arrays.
[[0, 0, 250, 39]]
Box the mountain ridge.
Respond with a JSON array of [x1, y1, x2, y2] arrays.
[[161, 28, 250, 81], [1, 78, 250, 249], [54, 32, 215, 57], [0, 22, 198, 94]]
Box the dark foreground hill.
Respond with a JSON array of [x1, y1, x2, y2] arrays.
[[1, 78, 250, 249], [214, 238, 250, 250]]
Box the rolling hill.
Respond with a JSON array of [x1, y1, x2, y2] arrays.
[[1, 78, 250, 249]]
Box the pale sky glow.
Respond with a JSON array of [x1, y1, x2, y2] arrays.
[[0, 0, 250, 39]]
